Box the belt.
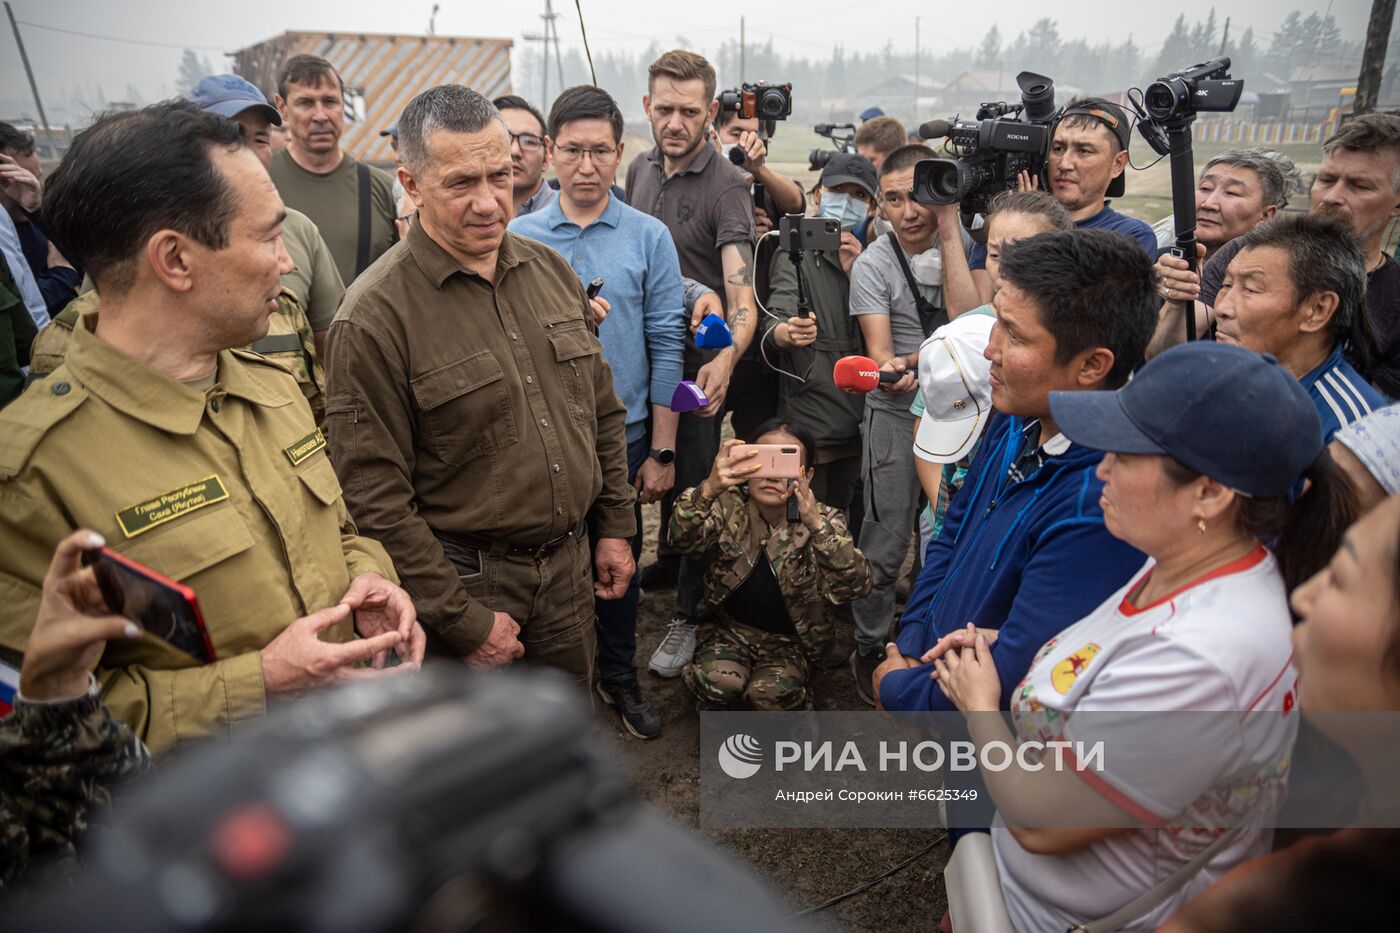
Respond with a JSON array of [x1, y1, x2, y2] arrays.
[[440, 522, 588, 562]]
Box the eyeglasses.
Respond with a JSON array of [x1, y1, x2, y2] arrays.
[[554, 145, 619, 166], [509, 132, 545, 152]]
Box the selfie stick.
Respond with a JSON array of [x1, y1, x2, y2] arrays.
[[781, 214, 812, 319]]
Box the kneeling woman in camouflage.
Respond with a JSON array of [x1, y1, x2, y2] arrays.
[[672, 421, 873, 711]]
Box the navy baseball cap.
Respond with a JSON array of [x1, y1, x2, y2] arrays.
[[379, 122, 398, 138], [188, 74, 281, 125], [819, 152, 878, 199], [1048, 342, 1324, 499], [859, 106, 886, 122]]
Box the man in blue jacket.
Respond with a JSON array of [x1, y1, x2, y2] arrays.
[[874, 229, 1158, 713]]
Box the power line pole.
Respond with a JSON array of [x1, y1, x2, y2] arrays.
[[1218, 17, 1230, 57], [1357, 0, 1397, 114], [740, 17, 746, 83], [914, 17, 920, 123], [4, 2, 55, 156], [523, 0, 563, 108]]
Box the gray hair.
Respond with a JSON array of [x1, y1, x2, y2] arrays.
[[1201, 148, 1302, 210], [398, 85, 507, 175]]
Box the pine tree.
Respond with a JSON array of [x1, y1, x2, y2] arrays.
[[977, 25, 1002, 68], [175, 49, 212, 96], [1022, 18, 1062, 74], [1155, 15, 1194, 75], [1188, 8, 1218, 61]]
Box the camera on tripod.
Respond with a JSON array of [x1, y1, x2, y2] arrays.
[[809, 122, 856, 171], [911, 71, 1058, 217]]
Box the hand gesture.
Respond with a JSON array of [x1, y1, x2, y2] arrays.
[[699, 438, 760, 498], [1155, 243, 1207, 304], [589, 296, 611, 328], [788, 471, 822, 531], [777, 313, 818, 349], [754, 206, 775, 237], [260, 603, 409, 698], [837, 230, 864, 276], [878, 356, 917, 394], [20, 530, 138, 702], [921, 622, 1000, 671], [0, 153, 41, 213], [594, 537, 636, 600], [738, 129, 768, 172], [871, 642, 920, 711], [691, 290, 723, 334], [464, 611, 525, 669], [340, 572, 424, 669], [933, 633, 1002, 713]]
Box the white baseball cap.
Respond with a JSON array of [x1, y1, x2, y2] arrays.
[[914, 312, 995, 463]]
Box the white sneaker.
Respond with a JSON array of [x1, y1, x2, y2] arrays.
[[648, 618, 697, 678]]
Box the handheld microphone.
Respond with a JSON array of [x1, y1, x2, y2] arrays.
[[728, 146, 747, 166], [670, 380, 710, 412], [833, 355, 907, 393], [695, 313, 733, 350], [918, 119, 951, 140]]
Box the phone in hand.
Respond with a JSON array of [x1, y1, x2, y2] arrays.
[[586, 277, 604, 300], [753, 180, 766, 211], [732, 444, 803, 479], [84, 547, 216, 662]]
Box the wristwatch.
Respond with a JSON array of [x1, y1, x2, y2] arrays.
[[648, 447, 676, 465]]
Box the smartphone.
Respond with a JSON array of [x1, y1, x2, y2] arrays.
[[85, 547, 216, 663], [586, 277, 604, 300], [732, 444, 803, 479]]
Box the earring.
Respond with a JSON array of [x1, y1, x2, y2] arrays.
[[1196, 517, 1207, 535]]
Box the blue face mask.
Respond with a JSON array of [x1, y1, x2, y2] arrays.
[[818, 191, 868, 232]]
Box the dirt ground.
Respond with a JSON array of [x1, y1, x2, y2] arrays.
[[590, 497, 949, 933]]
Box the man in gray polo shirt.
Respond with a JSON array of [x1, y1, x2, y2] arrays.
[[847, 144, 972, 705], [624, 49, 758, 678]]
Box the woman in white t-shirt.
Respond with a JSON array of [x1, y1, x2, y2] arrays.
[[931, 342, 1360, 933]]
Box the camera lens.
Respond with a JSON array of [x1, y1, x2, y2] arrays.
[[759, 90, 786, 119], [809, 149, 832, 171], [1145, 80, 1181, 121]]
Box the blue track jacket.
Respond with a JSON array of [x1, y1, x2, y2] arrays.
[[879, 413, 1146, 712]]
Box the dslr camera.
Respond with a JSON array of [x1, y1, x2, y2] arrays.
[[718, 81, 794, 124], [911, 70, 1058, 216], [809, 122, 856, 171]]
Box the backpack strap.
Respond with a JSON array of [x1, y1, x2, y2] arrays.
[[885, 231, 947, 337]]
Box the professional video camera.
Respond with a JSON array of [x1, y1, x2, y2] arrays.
[[809, 122, 856, 171], [911, 70, 1058, 218], [8, 670, 809, 933], [1129, 57, 1243, 341]]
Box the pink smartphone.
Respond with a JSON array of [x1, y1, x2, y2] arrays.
[[733, 444, 803, 479]]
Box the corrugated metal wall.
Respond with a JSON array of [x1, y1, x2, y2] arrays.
[[234, 32, 513, 164]]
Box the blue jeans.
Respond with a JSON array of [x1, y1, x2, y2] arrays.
[[593, 435, 649, 686]]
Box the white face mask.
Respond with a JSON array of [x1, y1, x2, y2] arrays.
[[909, 247, 942, 287], [721, 142, 741, 164]]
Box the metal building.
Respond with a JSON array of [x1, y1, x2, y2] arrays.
[[233, 31, 513, 164]]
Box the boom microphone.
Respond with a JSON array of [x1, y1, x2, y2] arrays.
[[918, 119, 952, 140], [833, 355, 907, 393]]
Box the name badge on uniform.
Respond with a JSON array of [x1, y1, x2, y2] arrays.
[[115, 476, 229, 538], [284, 428, 326, 466]]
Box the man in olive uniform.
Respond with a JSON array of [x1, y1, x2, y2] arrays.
[[0, 102, 425, 756], [325, 85, 635, 687], [25, 76, 329, 421]]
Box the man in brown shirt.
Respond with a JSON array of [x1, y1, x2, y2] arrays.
[[324, 85, 636, 686]]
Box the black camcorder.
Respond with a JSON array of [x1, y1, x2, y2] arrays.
[[718, 81, 794, 124], [912, 71, 1058, 217], [1136, 58, 1244, 156], [809, 122, 856, 171]]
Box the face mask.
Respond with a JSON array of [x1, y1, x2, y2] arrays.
[[818, 192, 868, 232], [909, 247, 943, 287], [721, 142, 742, 165]]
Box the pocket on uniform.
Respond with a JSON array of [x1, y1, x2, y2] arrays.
[[296, 456, 343, 507], [547, 326, 601, 426], [410, 353, 518, 464], [117, 502, 255, 584]]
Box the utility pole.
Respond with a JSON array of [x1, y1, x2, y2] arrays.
[[4, 2, 55, 156], [1218, 16, 1230, 57], [914, 17, 921, 123], [740, 17, 746, 83], [523, 0, 564, 109], [1356, 0, 1397, 114]]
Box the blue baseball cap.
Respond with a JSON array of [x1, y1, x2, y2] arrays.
[[187, 74, 281, 126], [379, 122, 398, 138], [1048, 342, 1324, 499], [859, 106, 886, 122]]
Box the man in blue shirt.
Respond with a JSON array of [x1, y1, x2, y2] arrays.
[[873, 229, 1158, 714], [1212, 213, 1383, 441], [510, 85, 686, 740], [954, 99, 1156, 309]]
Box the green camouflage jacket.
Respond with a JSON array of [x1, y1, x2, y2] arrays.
[[670, 485, 873, 656], [0, 686, 151, 889]]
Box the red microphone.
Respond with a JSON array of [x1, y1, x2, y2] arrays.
[[833, 355, 906, 393]]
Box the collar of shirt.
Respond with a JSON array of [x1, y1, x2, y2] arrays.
[[406, 220, 528, 289], [66, 311, 291, 435], [1007, 418, 1071, 484], [521, 181, 557, 215], [1299, 342, 1346, 391], [543, 192, 623, 232], [644, 140, 717, 178]]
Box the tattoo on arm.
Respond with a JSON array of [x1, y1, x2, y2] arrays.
[[724, 242, 756, 288]]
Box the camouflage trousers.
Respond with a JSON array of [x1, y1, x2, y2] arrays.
[[684, 621, 814, 711]]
